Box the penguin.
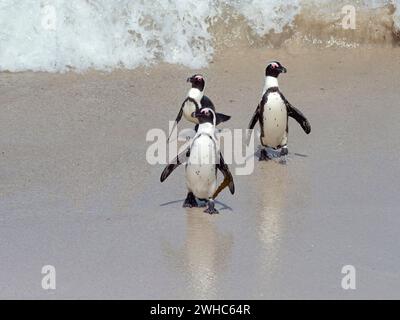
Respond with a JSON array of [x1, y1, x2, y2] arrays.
[[161, 107, 235, 214], [167, 74, 231, 142], [248, 61, 311, 160]]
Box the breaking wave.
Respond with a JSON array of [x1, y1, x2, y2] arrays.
[[0, 0, 399, 72]]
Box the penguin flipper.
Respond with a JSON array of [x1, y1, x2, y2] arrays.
[[213, 153, 235, 198], [248, 104, 260, 130], [215, 113, 231, 125], [167, 103, 185, 143], [246, 104, 261, 145], [282, 97, 311, 134], [160, 147, 190, 182]]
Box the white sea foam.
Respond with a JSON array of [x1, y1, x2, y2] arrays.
[[394, 0, 400, 31], [231, 0, 300, 35], [0, 0, 399, 72], [0, 0, 219, 71]]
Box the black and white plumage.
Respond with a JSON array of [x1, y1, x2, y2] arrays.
[[161, 108, 235, 214], [248, 61, 311, 159], [167, 74, 231, 142]]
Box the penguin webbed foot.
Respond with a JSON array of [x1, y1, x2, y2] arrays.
[[183, 192, 198, 208], [280, 146, 288, 157], [259, 146, 288, 161], [278, 146, 288, 164], [204, 199, 219, 215], [259, 149, 270, 161]]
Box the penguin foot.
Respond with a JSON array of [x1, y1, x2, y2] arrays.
[[204, 199, 219, 215], [259, 149, 270, 161], [278, 146, 288, 164], [280, 146, 288, 157], [183, 192, 198, 208]]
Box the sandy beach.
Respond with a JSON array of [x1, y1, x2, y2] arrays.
[[1, 47, 400, 299]]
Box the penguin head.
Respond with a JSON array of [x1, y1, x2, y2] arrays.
[[265, 61, 287, 78], [192, 107, 215, 125], [187, 74, 205, 91]]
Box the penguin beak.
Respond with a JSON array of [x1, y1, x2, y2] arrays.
[[187, 77, 193, 83], [279, 66, 287, 73]]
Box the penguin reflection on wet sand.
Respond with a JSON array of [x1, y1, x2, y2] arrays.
[[161, 108, 235, 214], [248, 61, 311, 160], [167, 74, 231, 142]]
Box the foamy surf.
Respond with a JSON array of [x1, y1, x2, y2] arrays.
[[0, 0, 399, 72]]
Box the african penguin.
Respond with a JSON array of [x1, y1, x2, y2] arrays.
[[167, 74, 231, 142], [161, 108, 235, 214], [248, 61, 311, 160]]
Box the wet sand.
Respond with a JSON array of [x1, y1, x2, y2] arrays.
[[0, 48, 400, 299]]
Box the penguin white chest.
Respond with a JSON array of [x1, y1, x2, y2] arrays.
[[183, 100, 199, 124], [261, 93, 287, 148], [186, 135, 217, 199]]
